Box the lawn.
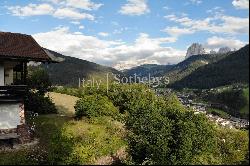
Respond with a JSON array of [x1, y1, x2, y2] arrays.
[[46, 92, 79, 117]]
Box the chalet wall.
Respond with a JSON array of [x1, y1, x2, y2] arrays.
[[0, 103, 21, 129], [0, 63, 4, 86], [4, 68, 14, 85]]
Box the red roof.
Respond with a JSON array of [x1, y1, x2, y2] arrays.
[[0, 32, 51, 61]]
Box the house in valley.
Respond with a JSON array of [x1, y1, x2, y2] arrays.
[[0, 32, 54, 144]]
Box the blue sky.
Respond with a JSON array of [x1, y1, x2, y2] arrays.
[[0, 0, 249, 69]]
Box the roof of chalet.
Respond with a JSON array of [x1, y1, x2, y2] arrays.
[[0, 32, 51, 62]]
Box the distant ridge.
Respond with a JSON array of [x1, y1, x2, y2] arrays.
[[124, 64, 173, 77], [171, 44, 249, 89], [164, 52, 230, 84], [40, 49, 121, 87]]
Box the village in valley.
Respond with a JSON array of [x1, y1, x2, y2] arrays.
[[175, 89, 249, 129]]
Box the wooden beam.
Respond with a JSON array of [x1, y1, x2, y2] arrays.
[[23, 62, 27, 84], [20, 62, 24, 83]]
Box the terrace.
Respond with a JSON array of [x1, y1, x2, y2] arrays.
[[0, 85, 27, 103]]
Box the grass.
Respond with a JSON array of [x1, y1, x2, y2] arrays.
[[0, 114, 70, 165], [51, 117, 127, 165], [46, 92, 79, 117]]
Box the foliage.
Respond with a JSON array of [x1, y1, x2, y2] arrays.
[[27, 67, 52, 95], [50, 84, 249, 165], [25, 92, 57, 114], [0, 115, 70, 165], [124, 93, 217, 165], [74, 94, 119, 119], [107, 83, 157, 114], [48, 117, 127, 165], [216, 128, 249, 165]]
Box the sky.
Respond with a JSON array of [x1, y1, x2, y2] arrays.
[[0, 0, 249, 70]]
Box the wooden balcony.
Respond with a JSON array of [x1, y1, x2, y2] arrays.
[[0, 85, 27, 103]]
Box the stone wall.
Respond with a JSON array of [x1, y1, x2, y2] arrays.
[[0, 102, 33, 143]]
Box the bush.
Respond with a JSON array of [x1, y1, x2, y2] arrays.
[[25, 92, 57, 114], [74, 94, 119, 119], [27, 67, 52, 95], [107, 84, 157, 114], [125, 94, 217, 165], [216, 128, 249, 165]]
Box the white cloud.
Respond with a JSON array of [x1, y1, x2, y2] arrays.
[[162, 26, 195, 37], [205, 36, 247, 50], [79, 25, 85, 29], [7, 0, 101, 21], [70, 21, 81, 25], [53, 8, 94, 20], [165, 14, 249, 35], [98, 32, 109, 37], [232, 0, 249, 9], [43, 0, 63, 4], [189, 0, 202, 5], [8, 3, 54, 16], [163, 6, 170, 10], [119, 0, 150, 16], [65, 0, 103, 10], [33, 27, 184, 70], [43, 0, 103, 10]]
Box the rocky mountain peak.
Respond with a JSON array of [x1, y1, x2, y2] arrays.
[[218, 47, 231, 54], [186, 43, 206, 59]]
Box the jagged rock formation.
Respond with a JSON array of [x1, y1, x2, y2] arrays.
[[186, 43, 206, 59], [218, 47, 231, 54]]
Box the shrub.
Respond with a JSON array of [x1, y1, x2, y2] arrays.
[[25, 92, 57, 114], [125, 92, 218, 165], [74, 94, 119, 119], [216, 128, 249, 165], [107, 83, 157, 114], [27, 67, 52, 95]]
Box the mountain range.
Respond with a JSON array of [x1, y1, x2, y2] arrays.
[[172, 44, 249, 89], [37, 44, 249, 89]]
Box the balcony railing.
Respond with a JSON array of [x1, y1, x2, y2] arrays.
[[0, 85, 27, 102]]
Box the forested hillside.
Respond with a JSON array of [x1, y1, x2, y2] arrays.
[[124, 64, 173, 77], [172, 45, 249, 89], [165, 52, 231, 84], [40, 49, 121, 86]]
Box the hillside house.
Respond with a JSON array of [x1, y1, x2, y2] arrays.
[[0, 32, 53, 143]]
